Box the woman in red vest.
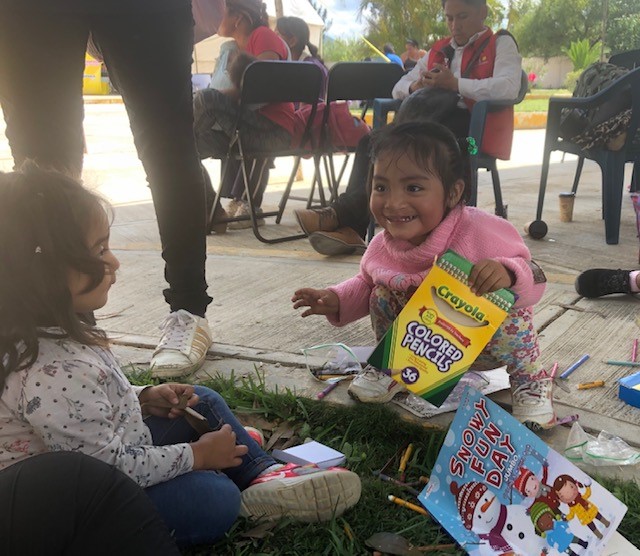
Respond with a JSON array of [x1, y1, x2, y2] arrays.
[[294, 0, 522, 256]]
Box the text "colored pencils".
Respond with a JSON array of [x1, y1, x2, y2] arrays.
[[387, 495, 428, 516]]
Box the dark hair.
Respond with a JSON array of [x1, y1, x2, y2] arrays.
[[276, 16, 323, 63], [405, 38, 419, 48], [383, 43, 395, 55], [226, 0, 269, 29], [552, 474, 590, 510], [369, 121, 472, 203], [0, 163, 110, 390], [228, 51, 257, 90], [441, 0, 486, 7]]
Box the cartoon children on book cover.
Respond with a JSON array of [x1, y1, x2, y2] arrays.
[[419, 387, 627, 556]]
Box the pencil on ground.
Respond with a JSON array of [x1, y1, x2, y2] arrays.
[[387, 494, 428, 516], [577, 380, 605, 390]]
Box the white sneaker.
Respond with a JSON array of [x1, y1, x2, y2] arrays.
[[510, 370, 556, 431], [150, 310, 212, 379], [240, 463, 361, 523], [228, 201, 265, 230], [347, 366, 405, 403]]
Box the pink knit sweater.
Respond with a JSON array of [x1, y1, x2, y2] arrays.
[[327, 205, 545, 327]]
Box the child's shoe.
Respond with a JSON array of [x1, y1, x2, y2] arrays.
[[240, 463, 361, 522], [347, 366, 405, 403], [244, 426, 265, 448], [510, 371, 556, 431], [575, 268, 632, 298], [150, 310, 212, 378]]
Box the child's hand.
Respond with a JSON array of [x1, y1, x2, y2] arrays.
[[468, 259, 514, 296], [191, 424, 249, 470], [292, 288, 340, 317], [139, 383, 198, 418]]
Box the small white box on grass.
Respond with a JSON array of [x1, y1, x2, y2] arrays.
[[272, 441, 346, 469]]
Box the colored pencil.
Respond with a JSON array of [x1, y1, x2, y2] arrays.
[[633, 339, 638, 363], [603, 360, 640, 367], [387, 495, 428, 516], [559, 354, 589, 379]]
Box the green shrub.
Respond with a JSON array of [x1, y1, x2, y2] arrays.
[[564, 69, 582, 92], [564, 39, 601, 71]]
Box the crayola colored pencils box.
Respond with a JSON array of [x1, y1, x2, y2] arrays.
[[368, 250, 515, 407]]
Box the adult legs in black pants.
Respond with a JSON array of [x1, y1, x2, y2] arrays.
[[0, 5, 212, 377], [0, 452, 179, 555], [294, 106, 471, 256]]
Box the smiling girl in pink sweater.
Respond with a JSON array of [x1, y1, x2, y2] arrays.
[[293, 122, 554, 430]]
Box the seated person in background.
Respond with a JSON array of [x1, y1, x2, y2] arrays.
[[383, 43, 405, 68], [575, 268, 640, 298], [400, 38, 427, 72], [276, 15, 328, 95], [294, 0, 522, 256], [195, 0, 292, 232]]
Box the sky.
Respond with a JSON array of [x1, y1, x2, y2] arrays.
[[320, 0, 511, 39], [321, 0, 367, 39]]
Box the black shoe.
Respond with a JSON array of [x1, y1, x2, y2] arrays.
[[575, 269, 633, 298]]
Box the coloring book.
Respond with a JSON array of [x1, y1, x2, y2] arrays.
[[419, 387, 627, 556]]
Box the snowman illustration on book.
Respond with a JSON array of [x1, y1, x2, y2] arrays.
[[450, 480, 546, 555]]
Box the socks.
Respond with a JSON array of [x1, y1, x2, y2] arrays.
[[258, 463, 284, 477]]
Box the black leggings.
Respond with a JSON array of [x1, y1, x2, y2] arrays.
[[0, 452, 179, 556]]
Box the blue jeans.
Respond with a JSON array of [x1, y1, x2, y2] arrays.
[[144, 386, 275, 546]]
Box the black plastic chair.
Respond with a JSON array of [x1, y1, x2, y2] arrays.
[[321, 62, 405, 196], [609, 49, 640, 70], [207, 61, 324, 244], [527, 67, 640, 245], [468, 70, 529, 217]]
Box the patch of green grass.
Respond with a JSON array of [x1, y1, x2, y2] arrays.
[[178, 372, 457, 556], [127, 369, 640, 554], [516, 98, 550, 112]]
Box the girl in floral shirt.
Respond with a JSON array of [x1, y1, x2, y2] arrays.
[[0, 164, 360, 547], [293, 122, 554, 430]]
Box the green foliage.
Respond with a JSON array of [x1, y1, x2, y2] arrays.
[[356, 0, 505, 57], [514, 0, 601, 58], [323, 37, 369, 63], [515, 0, 640, 58], [564, 39, 601, 71], [564, 69, 583, 92]]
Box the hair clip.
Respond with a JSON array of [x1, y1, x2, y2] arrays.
[[35, 246, 42, 254], [466, 137, 478, 155]]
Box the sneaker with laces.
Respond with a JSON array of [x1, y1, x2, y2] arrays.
[[150, 310, 212, 379], [240, 462, 361, 522], [347, 366, 406, 403], [575, 268, 633, 298], [510, 371, 556, 431], [228, 201, 265, 230], [294, 206, 339, 235]]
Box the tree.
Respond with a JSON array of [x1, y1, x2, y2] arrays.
[[357, 0, 505, 55], [605, 0, 640, 54], [514, 0, 640, 58], [323, 37, 369, 63]]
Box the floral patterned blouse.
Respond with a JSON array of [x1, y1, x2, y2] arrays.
[[0, 333, 193, 488]]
